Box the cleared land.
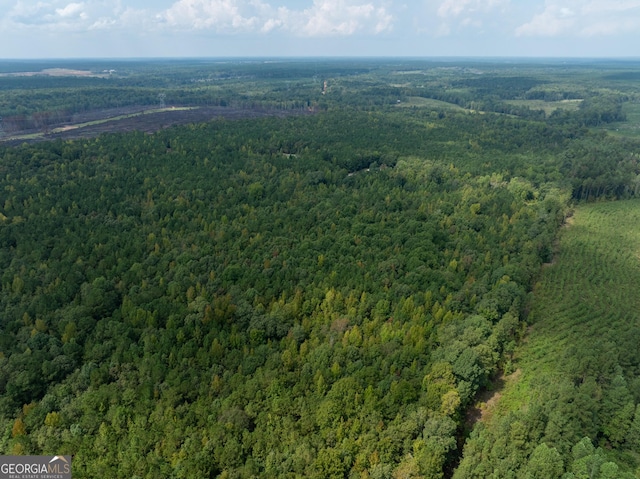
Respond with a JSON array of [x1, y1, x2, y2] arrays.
[[597, 102, 640, 139], [504, 99, 583, 116], [0, 68, 108, 77], [49, 107, 196, 133], [396, 96, 465, 110], [0, 106, 313, 145]]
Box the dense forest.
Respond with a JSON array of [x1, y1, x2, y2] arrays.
[[2, 59, 640, 477]]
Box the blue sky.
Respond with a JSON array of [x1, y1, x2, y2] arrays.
[[1, 0, 639, 58]]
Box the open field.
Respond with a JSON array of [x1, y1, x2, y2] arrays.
[[0, 105, 313, 145], [49, 106, 196, 133], [504, 98, 583, 116], [0, 68, 108, 78], [597, 102, 640, 139], [396, 96, 465, 110]]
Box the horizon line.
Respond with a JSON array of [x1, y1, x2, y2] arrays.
[[2, 55, 640, 62]]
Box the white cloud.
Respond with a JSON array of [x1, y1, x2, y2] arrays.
[[295, 0, 393, 36], [581, 0, 640, 15], [160, 0, 259, 31], [7, 1, 53, 24], [158, 0, 393, 36], [516, 4, 575, 36], [517, 0, 640, 37], [260, 15, 283, 32], [2, 0, 393, 37], [56, 2, 85, 18], [4, 0, 145, 31], [437, 0, 508, 18], [427, 0, 508, 35], [87, 6, 150, 31], [88, 16, 115, 29]]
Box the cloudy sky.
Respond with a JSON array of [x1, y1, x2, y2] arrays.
[[1, 0, 639, 58]]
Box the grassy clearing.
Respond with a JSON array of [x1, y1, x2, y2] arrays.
[[597, 102, 640, 139], [494, 200, 640, 416], [0, 132, 44, 141], [51, 106, 196, 133], [52, 106, 196, 133], [504, 99, 583, 116], [396, 96, 465, 110]]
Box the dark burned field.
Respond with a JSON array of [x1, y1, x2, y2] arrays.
[[0, 106, 313, 146]]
